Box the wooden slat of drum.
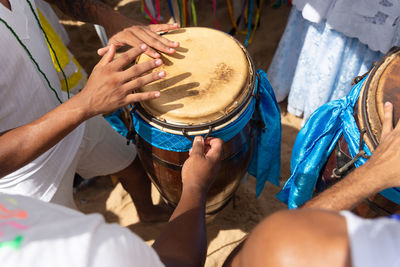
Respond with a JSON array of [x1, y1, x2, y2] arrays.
[[137, 122, 254, 213]]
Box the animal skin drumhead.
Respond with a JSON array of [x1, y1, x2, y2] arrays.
[[135, 27, 251, 126]]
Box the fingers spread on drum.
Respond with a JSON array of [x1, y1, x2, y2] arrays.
[[121, 57, 163, 82], [120, 70, 165, 97], [98, 44, 116, 67], [133, 27, 178, 55], [144, 27, 179, 52], [125, 91, 161, 103], [110, 45, 147, 71]]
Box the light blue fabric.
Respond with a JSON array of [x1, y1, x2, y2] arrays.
[[104, 109, 128, 137], [277, 76, 400, 208], [132, 97, 256, 152], [268, 8, 383, 124], [105, 70, 281, 196]]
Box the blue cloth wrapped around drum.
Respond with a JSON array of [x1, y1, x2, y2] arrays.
[[278, 47, 400, 215], [106, 27, 281, 213]]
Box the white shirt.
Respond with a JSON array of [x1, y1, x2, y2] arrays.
[[0, 0, 85, 201], [341, 211, 400, 267], [0, 193, 164, 267]]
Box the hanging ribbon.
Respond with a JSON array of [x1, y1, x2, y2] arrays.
[[142, 0, 158, 24], [177, 0, 183, 26], [182, 0, 188, 27], [168, 0, 176, 23], [227, 0, 238, 32], [244, 0, 253, 47], [191, 0, 198, 26], [212, 0, 221, 29], [155, 0, 161, 22], [248, 0, 263, 44]]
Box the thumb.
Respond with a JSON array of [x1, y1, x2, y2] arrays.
[[190, 136, 204, 156]]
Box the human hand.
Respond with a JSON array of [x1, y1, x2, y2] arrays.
[[78, 44, 165, 117], [98, 16, 180, 59], [363, 102, 400, 189], [181, 137, 223, 193]]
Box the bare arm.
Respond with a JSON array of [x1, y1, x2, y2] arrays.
[[304, 102, 400, 211], [0, 44, 164, 178], [152, 137, 223, 267], [46, 0, 179, 57]]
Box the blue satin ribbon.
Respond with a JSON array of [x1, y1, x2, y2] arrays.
[[277, 76, 400, 208], [248, 70, 281, 195]]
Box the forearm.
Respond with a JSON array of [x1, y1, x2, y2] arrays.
[[303, 163, 387, 211], [0, 94, 90, 178], [47, 0, 121, 27], [153, 186, 207, 267]]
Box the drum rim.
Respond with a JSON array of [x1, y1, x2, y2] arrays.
[[135, 29, 256, 135], [360, 46, 400, 149]]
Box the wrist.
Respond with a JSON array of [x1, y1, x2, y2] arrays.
[[65, 93, 95, 122], [182, 184, 208, 200]]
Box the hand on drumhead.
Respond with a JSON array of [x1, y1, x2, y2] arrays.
[[98, 20, 180, 59], [78, 44, 165, 117], [365, 101, 400, 189], [182, 137, 223, 192]]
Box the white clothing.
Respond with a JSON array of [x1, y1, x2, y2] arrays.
[[0, 193, 165, 267], [0, 0, 85, 201], [0, 0, 135, 206], [293, 0, 400, 53], [341, 211, 400, 267], [50, 116, 136, 209]]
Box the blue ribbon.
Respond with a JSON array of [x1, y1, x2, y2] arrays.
[[277, 76, 400, 208]]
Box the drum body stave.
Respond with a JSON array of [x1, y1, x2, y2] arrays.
[[137, 124, 254, 213]]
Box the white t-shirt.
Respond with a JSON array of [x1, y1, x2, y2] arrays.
[[0, 0, 85, 201], [341, 211, 400, 267], [0, 193, 164, 267]]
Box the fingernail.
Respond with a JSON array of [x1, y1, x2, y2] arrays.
[[158, 71, 165, 78], [155, 59, 162, 66], [154, 91, 160, 97], [154, 52, 160, 57], [140, 44, 147, 50], [385, 102, 391, 107], [194, 136, 203, 142], [169, 48, 175, 53]]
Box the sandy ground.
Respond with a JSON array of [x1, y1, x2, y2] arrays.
[[61, 1, 303, 266]]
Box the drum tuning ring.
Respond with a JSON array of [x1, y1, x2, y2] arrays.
[[181, 126, 213, 142]]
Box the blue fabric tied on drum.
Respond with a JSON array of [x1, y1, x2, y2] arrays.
[[105, 69, 281, 197], [277, 76, 400, 208]]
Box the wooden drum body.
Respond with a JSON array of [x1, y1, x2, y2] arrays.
[[133, 27, 256, 213], [137, 124, 253, 213], [319, 47, 400, 217]]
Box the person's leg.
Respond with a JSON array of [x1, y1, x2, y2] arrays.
[[112, 156, 171, 222], [76, 116, 170, 222], [226, 209, 351, 267]]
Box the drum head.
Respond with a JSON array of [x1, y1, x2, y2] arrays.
[[358, 47, 400, 150], [135, 27, 254, 134]]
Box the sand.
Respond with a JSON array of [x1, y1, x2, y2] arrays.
[[63, 1, 303, 266]]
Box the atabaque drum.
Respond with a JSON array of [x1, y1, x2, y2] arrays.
[[132, 27, 257, 213], [319, 47, 400, 217]]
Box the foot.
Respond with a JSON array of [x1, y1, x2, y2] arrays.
[[137, 203, 173, 223]]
